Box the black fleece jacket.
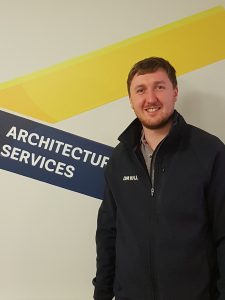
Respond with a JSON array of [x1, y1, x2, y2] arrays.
[[93, 111, 225, 300]]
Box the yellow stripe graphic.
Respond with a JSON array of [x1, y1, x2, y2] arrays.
[[0, 6, 224, 123]]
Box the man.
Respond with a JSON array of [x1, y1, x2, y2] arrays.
[[93, 57, 225, 300]]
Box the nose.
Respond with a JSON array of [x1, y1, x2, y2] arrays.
[[146, 88, 157, 104]]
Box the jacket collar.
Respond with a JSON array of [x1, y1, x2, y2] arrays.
[[118, 110, 187, 150]]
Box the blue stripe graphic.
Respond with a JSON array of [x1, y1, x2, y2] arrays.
[[0, 110, 113, 200]]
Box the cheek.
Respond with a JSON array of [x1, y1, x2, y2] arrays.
[[130, 97, 141, 110]]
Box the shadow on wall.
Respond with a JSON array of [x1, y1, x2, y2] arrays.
[[177, 91, 225, 143]]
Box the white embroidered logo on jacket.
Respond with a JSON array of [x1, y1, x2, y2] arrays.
[[123, 175, 138, 181]]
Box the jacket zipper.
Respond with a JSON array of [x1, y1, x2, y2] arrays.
[[149, 134, 167, 197], [151, 187, 155, 197], [148, 149, 158, 300], [148, 140, 165, 300], [150, 145, 160, 197]]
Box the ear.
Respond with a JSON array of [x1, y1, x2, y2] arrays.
[[173, 87, 178, 102], [129, 97, 134, 109]]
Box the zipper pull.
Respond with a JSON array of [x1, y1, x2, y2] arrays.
[[151, 187, 155, 197]]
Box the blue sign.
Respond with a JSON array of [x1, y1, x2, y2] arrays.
[[0, 110, 113, 200]]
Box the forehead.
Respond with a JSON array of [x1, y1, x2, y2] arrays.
[[130, 69, 171, 87]]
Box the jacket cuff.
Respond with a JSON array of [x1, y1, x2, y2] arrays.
[[94, 298, 113, 300], [93, 277, 114, 300]]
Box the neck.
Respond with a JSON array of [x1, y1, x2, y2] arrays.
[[143, 122, 172, 151]]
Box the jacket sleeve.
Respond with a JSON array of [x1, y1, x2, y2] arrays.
[[207, 145, 225, 299], [93, 176, 117, 300]]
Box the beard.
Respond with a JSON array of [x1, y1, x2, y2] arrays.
[[140, 111, 174, 130]]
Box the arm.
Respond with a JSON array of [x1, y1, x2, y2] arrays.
[[207, 145, 225, 299], [93, 178, 117, 300]]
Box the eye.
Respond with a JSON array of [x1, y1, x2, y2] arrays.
[[156, 85, 166, 91], [136, 88, 144, 94]]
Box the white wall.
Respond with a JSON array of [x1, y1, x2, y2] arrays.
[[0, 0, 225, 299]]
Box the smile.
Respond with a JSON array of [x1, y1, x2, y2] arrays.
[[145, 107, 160, 112]]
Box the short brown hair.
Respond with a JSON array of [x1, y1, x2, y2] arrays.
[[127, 57, 177, 95]]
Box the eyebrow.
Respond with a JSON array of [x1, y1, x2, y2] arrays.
[[134, 81, 166, 89], [153, 80, 166, 84], [134, 84, 145, 89]]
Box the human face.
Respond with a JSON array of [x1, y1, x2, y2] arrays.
[[129, 69, 178, 130]]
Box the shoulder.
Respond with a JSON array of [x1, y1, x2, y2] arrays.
[[188, 125, 225, 148], [104, 141, 133, 179], [184, 125, 225, 168], [106, 142, 127, 167]]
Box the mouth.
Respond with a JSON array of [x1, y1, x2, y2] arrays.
[[145, 107, 160, 113]]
